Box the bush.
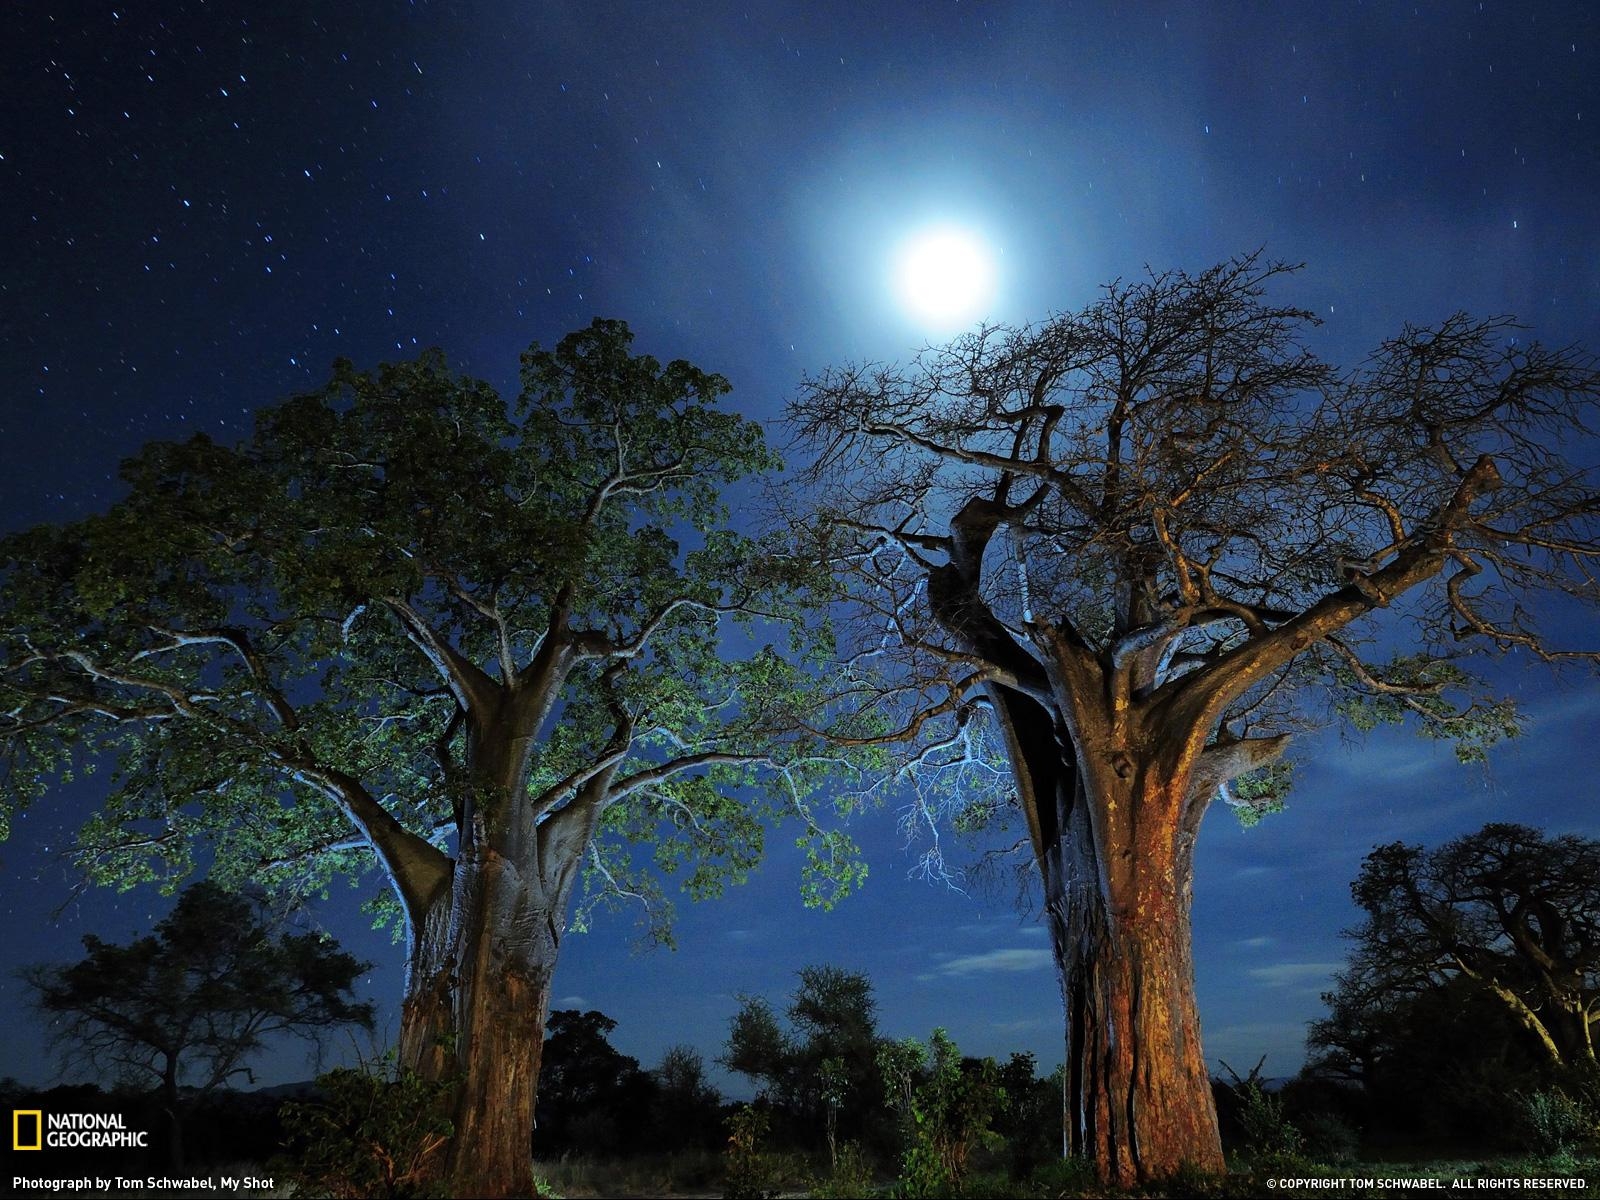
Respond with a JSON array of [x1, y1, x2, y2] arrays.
[[884, 1029, 1007, 1198], [1025, 1155, 1099, 1197], [1516, 1085, 1597, 1156], [1155, 1160, 1231, 1198], [1219, 1059, 1305, 1171], [276, 1057, 455, 1199], [1294, 1109, 1361, 1164], [810, 1139, 878, 1198], [723, 1104, 782, 1200]]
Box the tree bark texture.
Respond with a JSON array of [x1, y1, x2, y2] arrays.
[[398, 855, 557, 1198], [995, 686, 1225, 1185], [394, 699, 583, 1198], [1043, 798, 1224, 1185]]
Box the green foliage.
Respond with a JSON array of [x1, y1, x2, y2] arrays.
[[1227, 761, 1293, 828], [810, 1139, 878, 1198], [1019, 1155, 1100, 1197], [992, 1053, 1058, 1179], [1516, 1086, 1598, 1157], [0, 318, 858, 948], [723, 966, 888, 1154], [1219, 1059, 1305, 1172], [1331, 654, 1521, 764], [1154, 1161, 1233, 1197], [884, 1029, 1007, 1197], [277, 1055, 455, 1199], [820, 1054, 850, 1167], [877, 1035, 927, 1153], [722, 1104, 781, 1200]]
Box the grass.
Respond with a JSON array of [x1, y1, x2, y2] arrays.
[[37, 1150, 1589, 1198], [946, 1155, 1600, 1200], [533, 1148, 730, 1197]]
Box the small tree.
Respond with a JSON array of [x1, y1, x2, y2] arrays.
[[818, 1054, 849, 1169], [22, 881, 373, 1167], [535, 1008, 653, 1155], [722, 966, 885, 1150], [881, 1028, 1006, 1196], [651, 1044, 724, 1152], [993, 1051, 1057, 1178]]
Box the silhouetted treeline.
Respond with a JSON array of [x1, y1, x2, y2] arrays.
[[534, 1009, 729, 1157], [0, 1077, 302, 1176]]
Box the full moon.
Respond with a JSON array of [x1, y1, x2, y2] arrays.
[[892, 225, 998, 329]]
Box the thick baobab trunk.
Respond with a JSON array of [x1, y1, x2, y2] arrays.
[[391, 681, 596, 1197], [398, 846, 558, 1198], [1031, 741, 1224, 1184]]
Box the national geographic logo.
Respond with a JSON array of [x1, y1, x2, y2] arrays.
[[11, 1109, 149, 1149], [13, 1109, 41, 1150]]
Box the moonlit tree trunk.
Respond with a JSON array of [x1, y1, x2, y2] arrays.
[[395, 692, 599, 1198], [0, 320, 824, 1200], [399, 871, 555, 1198], [1047, 778, 1223, 1183], [787, 256, 1600, 1187], [994, 686, 1224, 1185]]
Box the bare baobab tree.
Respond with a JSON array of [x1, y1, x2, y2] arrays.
[[787, 254, 1600, 1184]]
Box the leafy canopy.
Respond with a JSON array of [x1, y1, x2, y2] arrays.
[[0, 319, 856, 937]]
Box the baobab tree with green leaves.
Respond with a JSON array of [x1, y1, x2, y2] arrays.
[[788, 255, 1600, 1184], [0, 319, 853, 1196]]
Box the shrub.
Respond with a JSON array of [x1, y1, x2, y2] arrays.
[[1025, 1155, 1100, 1197], [1516, 1085, 1596, 1157], [1219, 1058, 1305, 1171], [882, 1029, 1007, 1197], [810, 1139, 878, 1198], [723, 1104, 782, 1200], [1294, 1109, 1361, 1164], [276, 1056, 455, 1199]]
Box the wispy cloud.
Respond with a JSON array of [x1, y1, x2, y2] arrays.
[[929, 947, 1054, 977], [1247, 962, 1340, 989], [1235, 936, 1276, 950], [990, 1018, 1050, 1035], [1527, 683, 1600, 731], [556, 995, 589, 1009]]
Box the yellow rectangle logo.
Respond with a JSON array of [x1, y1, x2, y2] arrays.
[[13, 1109, 42, 1150]]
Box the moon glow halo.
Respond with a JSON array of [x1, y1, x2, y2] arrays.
[[892, 225, 998, 329]]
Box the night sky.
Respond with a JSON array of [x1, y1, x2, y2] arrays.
[[3, 2, 1599, 1099]]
